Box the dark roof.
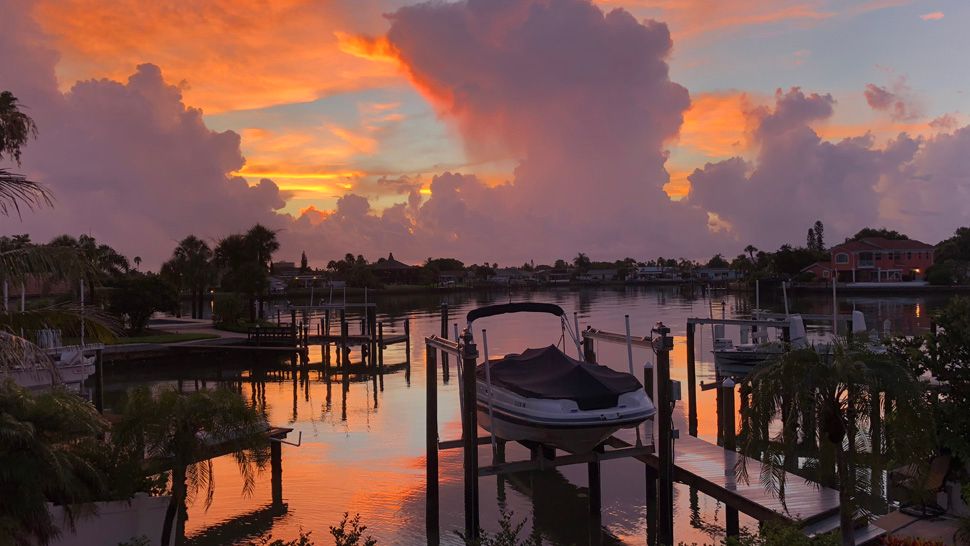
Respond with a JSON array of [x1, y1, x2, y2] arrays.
[[372, 252, 412, 270], [800, 261, 832, 273], [833, 237, 934, 252], [476, 345, 642, 411]]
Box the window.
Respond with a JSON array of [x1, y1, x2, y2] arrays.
[[907, 251, 912, 260], [835, 253, 849, 264], [823, 270, 830, 278], [874, 252, 882, 260]]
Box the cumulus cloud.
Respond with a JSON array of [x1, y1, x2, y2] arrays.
[[686, 86, 970, 248], [0, 2, 288, 267]]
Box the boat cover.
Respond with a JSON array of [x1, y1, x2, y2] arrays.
[[477, 345, 643, 410]]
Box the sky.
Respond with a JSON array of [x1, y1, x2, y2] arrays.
[[1, 0, 968, 268]]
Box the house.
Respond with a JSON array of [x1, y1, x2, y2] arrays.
[[694, 267, 742, 281], [631, 266, 677, 281], [371, 253, 421, 284], [490, 267, 533, 286], [829, 238, 934, 282], [436, 270, 467, 287], [800, 261, 834, 281], [577, 269, 617, 283]]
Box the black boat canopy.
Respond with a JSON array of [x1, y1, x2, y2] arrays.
[[477, 345, 643, 411], [466, 302, 566, 325]]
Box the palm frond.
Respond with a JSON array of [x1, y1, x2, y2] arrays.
[[0, 244, 90, 283], [0, 303, 118, 342], [0, 168, 52, 219]]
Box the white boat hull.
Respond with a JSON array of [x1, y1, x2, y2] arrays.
[[476, 382, 655, 453]]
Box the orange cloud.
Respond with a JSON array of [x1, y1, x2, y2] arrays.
[[32, 0, 402, 113], [920, 11, 944, 21], [677, 92, 753, 158], [663, 169, 691, 200]]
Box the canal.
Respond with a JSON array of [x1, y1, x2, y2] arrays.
[[103, 286, 952, 545]]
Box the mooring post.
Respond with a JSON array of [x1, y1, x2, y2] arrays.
[[271, 440, 283, 508], [654, 322, 674, 546], [93, 348, 105, 413], [715, 371, 724, 446], [378, 322, 385, 373], [588, 446, 604, 546], [582, 330, 596, 363], [440, 302, 450, 368], [645, 465, 658, 546], [426, 343, 440, 545], [277, 309, 281, 326], [721, 378, 739, 537], [340, 309, 349, 368], [686, 321, 698, 437], [461, 328, 480, 540]]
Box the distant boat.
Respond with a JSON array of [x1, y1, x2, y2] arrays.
[[468, 303, 655, 454], [713, 311, 870, 376], [1, 331, 98, 391]]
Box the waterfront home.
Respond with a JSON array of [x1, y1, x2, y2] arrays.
[[577, 268, 618, 283], [630, 266, 677, 281], [693, 267, 743, 282], [372, 252, 421, 284], [830, 237, 934, 282], [436, 269, 467, 287], [490, 267, 533, 286], [800, 261, 834, 281]]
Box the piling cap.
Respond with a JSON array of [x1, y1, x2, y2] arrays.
[[721, 378, 735, 388]]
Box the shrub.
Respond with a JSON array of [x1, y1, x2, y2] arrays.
[[213, 293, 246, 325]]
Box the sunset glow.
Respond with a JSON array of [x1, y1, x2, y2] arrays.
[[2, 0, 968, 267]]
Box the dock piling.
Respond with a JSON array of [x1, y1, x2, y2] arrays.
[[461, 328, 480, 540], [426, 342, 440, 545], [686, 322, 698, 436], [721, 378, 739, 537], [654, 323, 674, 545]]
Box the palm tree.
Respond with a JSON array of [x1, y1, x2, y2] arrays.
[[113, 386, 270, 546], [0, 91, 50, 219], [163, 236, 213, 319], [744, 245, 758, 261], [0, 379, 108, 545], [133, 256, 142, 271], [737, 343, 933, 546]]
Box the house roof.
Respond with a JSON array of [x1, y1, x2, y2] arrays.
[[832, 237, 934, 252], [800, 261, 832, 273], [372, 252, 413, 270]]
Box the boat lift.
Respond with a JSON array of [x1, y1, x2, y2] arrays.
[[424, 303, 671, 545]]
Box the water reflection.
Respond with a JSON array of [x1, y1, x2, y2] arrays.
[[107, 286, 950, 545]]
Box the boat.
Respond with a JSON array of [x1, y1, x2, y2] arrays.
[[713, 311, 869, 376], [0, 331, 98, 391], [468, 303, 655, 454]]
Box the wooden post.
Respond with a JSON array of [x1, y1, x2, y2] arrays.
[[426, 343, 440, 545], [645, 466, 658, 546], [378, 322, 385, 373], [271, 441, 283, 508], [715, 370, 724, 447], [687, 322, 698, 437], [93, 348, 105, 413], [722, 378, 739, 537], [404, 319, 412, 385], [588, 446, 603, 546], [290, 310, 297, 346], [340, 310, 349, 368], [643, 361, 657, 545], [655, 323, 674, 546], [277, 309, 281, 326], [461, 329, 480, 540], [440, 302, 450, 368], [582, 332, 596, 363]]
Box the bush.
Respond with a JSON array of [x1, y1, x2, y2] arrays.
[[926, 263, 955, 285], [213, 293, 246, 325], [107, 273, 177, 334]]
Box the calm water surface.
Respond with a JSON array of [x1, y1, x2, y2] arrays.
[[105, 287, 952, 545]]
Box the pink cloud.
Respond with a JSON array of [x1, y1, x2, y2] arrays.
[[864, 79, 922, 121], [920, 11, 944, 21]]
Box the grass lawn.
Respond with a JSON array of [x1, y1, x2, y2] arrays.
[[214, 321, 276, 334]]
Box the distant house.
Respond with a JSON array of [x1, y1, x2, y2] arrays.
[[271, 261, 300, 282], [534, 269, 571, 285], [694, 267, 742, 282], [800, 261, 834, 281], [830, 237, 934, 282], [631, 266, 678, 281], [372, 253, 421, 284], [490, 267, 532, 286], [437, 270, 467, 287], [577, 269, 617, 283]]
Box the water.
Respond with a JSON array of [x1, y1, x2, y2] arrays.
[[105, 286, 951, 545]]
